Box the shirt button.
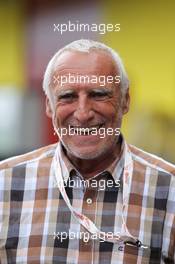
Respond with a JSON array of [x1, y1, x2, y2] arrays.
[[86, 198, 92, 204], [118, 245, 124, 251]]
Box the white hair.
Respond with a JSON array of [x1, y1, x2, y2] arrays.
[[43, 39, 129, 99]]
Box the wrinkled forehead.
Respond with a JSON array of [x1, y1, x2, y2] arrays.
[[52, 49, 119, 76]]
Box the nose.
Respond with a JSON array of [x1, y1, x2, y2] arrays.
[[73, 94, 94, 124]]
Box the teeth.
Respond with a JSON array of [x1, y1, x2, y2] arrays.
[[71, 125, 102, 134]]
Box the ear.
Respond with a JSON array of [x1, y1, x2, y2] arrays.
[[46, 97, 53, 118], [122, 89, 130, 114]]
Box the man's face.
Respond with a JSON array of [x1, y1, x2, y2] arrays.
[[46, 50, 129, 160]]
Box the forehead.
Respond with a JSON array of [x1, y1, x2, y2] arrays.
[[52, 49, 119, 76]]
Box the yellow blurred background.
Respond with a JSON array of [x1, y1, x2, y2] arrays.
[[0, 0, 174, 162], [102, 0, 175, 162]]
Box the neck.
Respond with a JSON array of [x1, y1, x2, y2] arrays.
[[65, 138, 122, 179]]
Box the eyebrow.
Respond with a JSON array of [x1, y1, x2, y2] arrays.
[[54, 89, 76, 98], [88, 87, 113, 95], [54, 87, 114, 98]]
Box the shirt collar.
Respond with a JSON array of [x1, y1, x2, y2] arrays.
[[58, 134, 126, 184]]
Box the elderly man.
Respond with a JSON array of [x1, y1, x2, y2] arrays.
[[0, 39, 174, 264]]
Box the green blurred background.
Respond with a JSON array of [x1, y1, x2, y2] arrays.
[[0, 0, 174, 162]]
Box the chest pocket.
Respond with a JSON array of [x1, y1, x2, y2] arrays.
[[113, 243, 162, 264]]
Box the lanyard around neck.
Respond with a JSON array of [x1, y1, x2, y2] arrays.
[[53, 142, 142, 245]]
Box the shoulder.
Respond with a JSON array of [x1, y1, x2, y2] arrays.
[[128, 144, 175, 218], [0, 143, 57, 171], [128, 144, 175, 176]]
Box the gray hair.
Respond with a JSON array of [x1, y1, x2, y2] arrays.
[[43, 39, 129, 99]]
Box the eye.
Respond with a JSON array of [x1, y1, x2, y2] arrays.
[[57, 92, 77, 102], [90, 90, 112, 100]]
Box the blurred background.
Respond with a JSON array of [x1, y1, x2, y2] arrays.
[[0, 0, 174, 162]]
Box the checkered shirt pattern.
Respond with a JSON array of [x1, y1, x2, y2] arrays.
[[0, 140, 174, 264]]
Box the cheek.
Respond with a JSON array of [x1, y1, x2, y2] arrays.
[[96, 102, 118, 120], [55, 104, 75, 125], [54, 100, 119, 125]]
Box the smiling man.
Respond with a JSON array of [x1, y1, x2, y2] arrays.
[[0, 39, 175, 264], [45, 48, 129, 179]]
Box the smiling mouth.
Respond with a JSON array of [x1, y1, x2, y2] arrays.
[[69, 124, 104, 135]]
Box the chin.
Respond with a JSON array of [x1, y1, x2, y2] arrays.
[[64, 143, 112, 160]]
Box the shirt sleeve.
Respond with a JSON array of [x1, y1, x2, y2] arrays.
[[161, 174, 175, 263]]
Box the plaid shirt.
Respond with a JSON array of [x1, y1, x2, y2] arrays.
[[0, 138, 174, 264]]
